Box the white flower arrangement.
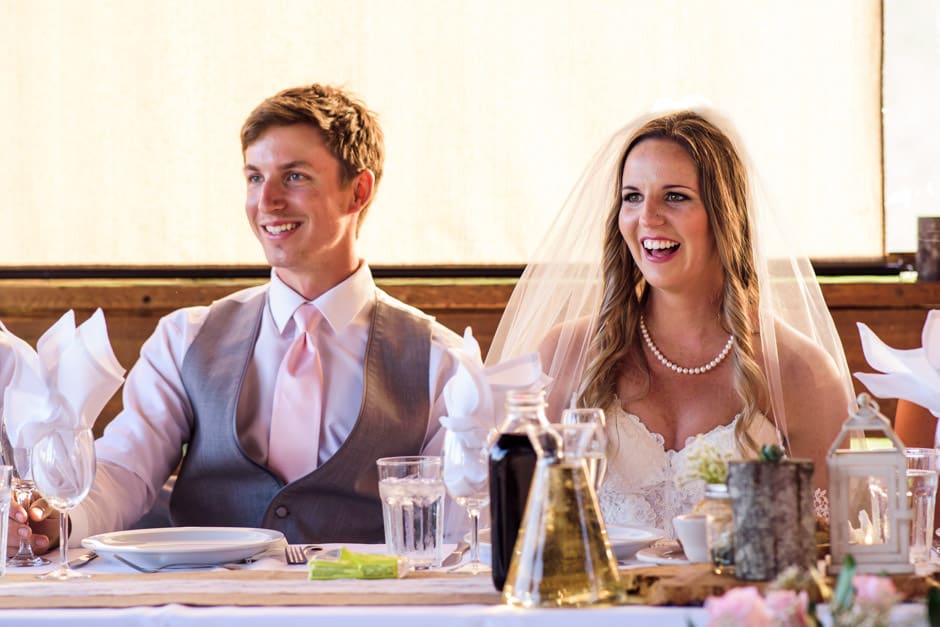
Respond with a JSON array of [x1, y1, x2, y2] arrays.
[[675, 435, 733, 487]]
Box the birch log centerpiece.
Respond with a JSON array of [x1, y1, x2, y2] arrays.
[[726, 445, 815, 581]]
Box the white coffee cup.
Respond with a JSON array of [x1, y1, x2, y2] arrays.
[[673, 514, 709, 563]]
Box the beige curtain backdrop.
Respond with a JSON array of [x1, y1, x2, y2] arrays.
[[884, 0, 940, 253], [1, 0, 882, 266]]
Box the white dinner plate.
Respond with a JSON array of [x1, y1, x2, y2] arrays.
[[472, 524, 661, 562], [82, 526, 285, 569], [635, 541, 690, 565]]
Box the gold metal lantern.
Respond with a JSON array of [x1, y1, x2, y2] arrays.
[[827, 393, 913, 574]]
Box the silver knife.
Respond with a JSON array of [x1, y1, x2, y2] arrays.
[[67, 551, 99, 569], [441, 541, 471, 567]]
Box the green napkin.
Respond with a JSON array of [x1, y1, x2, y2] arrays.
[[308, 547, 407, 580]]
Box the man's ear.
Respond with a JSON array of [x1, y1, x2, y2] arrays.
[[348, 169, 375, 214]]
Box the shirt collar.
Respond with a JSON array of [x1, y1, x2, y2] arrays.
[[268, 262, 375, 336]]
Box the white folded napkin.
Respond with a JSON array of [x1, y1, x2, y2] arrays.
[[440, 327, 545, 497], [1, 309, 126, 449], [854, 310, 940, 418]]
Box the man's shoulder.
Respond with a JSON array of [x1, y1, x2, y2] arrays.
[[155, 283, 268, 338]]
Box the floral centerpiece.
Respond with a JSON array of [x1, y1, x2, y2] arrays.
[[704, 556, 902, 627], [676, 436, 733, 496]]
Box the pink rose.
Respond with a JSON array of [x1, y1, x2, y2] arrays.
[[852, 574, 899, 614], [765, 589, 811, 626], [705, 587, 772, 627]]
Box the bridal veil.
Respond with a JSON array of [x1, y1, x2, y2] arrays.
[[484, 104, 854, 450]]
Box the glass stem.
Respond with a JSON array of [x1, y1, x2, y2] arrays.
[[14, 489, 32, 556], [469, 509, 480, 563], [59, 511, 69, 571]]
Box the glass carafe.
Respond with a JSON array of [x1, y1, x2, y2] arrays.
[[502, 422, 627, 608]]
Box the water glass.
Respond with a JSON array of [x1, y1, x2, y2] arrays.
[[376, 456, 445, 569], [904, 447, 938, 567], [560, 408, 607, 491], [0, 466, 12, 577]]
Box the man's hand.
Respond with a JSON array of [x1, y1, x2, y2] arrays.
[[6, 491, 59, 557]]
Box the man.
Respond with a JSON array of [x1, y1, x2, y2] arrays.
[[21, 84, 468, 548]]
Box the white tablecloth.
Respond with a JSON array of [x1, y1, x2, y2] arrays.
[[0, 544, 928, 627]]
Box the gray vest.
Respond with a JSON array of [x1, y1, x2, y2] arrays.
[[169, 288, 432, 543]]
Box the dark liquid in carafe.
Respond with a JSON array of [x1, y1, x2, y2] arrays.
[[488, 432, 538, 591]]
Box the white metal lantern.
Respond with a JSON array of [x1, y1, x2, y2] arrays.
[[827, 393, 912, 574]]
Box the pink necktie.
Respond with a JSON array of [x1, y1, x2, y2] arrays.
[[268, 303, 323, 483]]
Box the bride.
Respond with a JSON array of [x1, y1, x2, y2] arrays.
[[486, 107, 852, 535]]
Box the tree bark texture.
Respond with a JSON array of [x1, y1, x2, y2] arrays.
[[727, 460, 815, 581]]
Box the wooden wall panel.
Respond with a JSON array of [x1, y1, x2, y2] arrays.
[[0, 278, 935, 436]]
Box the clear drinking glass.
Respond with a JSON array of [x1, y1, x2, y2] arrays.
[[376, 455, 445, 570], [31, 428, 96, 580], [904, 447, 938, 569], [442, 427, 491, 574], [560, 408, 607, 491]]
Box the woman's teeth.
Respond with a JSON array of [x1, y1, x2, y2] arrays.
[[643, 239, 679, 251]]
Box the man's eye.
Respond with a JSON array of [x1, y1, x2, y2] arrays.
[[286, 172, 306, 182], [247, 174, 262, 184]]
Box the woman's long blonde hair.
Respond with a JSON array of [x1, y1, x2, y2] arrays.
[[577, 111, 768, 455]]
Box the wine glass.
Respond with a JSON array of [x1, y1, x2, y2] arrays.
[[30, 427, 96, 580], [561, 408, 607, 492], [441, 427, 491, 574], [3, 444, 52, 567]]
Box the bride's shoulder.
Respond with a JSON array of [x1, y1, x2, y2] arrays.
[[537, 316, 593, 360], [767, 319, 843, 387]]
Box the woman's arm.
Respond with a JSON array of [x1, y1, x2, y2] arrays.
[[773, 325, 852, 491], [894, 399, 936, 448]]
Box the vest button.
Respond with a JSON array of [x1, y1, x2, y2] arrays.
[[275, 505, 289, 518]]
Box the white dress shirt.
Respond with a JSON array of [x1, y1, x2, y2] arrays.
[[70, 263, 467, 541]]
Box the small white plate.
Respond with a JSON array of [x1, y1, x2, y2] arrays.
[[635, 541, 690, 565], [471, 525, 661, 562], [607, 525, 663, 559], [82, 527, 285, 569]]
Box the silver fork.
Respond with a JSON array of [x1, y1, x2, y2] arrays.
[[113, 553, 249, 573], [285, 544, 322, 565]]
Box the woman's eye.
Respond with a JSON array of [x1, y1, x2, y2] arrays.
[[247, 174, 262, 184], [622, 192, 642, 203], [665, 192, 687, 202]]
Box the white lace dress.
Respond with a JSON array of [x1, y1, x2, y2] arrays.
[[596, 405, 780, 538]]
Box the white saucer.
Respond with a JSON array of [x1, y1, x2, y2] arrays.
[[635, 541, 690, 565]]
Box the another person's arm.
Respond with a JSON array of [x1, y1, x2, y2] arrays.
[[66, 307, 204, 546], [894, 398, 936, 448]]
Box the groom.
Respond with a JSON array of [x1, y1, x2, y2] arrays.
[[16, 83, 469, 551]]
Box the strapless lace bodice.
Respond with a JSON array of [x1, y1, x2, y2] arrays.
[[597, 405, 779, 537]]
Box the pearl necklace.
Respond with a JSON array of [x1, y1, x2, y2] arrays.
[[639, 315, 734, 375]]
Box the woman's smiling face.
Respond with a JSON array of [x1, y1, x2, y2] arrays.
[[618, 138, 723, 295]]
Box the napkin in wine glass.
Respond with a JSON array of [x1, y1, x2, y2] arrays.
[[854, 310, 940, 417], [440, 327, 545, 496], [1, 308, 125, 449]]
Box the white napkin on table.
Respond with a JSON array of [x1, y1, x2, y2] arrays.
[[854, 310, 940, 418], [1, 308, 126, 449], [440, 327, 545, 497]]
